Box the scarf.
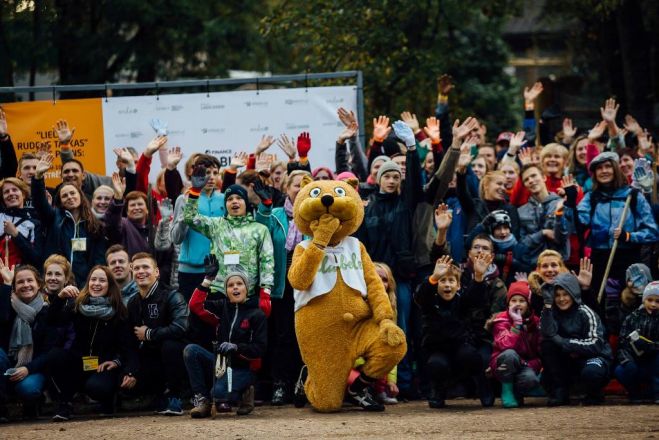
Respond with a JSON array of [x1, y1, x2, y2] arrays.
[[284, 197, 304, 252], [9, 293, 45, 367], [79, 296, 116, 320], [491, 234, 517, 253]]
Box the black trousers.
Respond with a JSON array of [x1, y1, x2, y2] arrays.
[[541, 339, 610, 396], [136, 340, 188, 397], [269, 282, 303, 386], [426, 343, 484, 390]]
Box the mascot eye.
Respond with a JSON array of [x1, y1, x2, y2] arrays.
[[309, 188, 322, 198], [334, 187, 346, 197]]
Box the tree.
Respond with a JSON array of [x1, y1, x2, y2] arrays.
[[261, 0, 522, 134]]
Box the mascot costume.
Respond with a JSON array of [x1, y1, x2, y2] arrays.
[[288, 178, 407, 412]]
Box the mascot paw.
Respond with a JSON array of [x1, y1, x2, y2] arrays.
[[379, 319, 405, 347], [342, 312, 354, 322]]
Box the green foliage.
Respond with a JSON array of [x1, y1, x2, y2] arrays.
[[262, 0, 522, 133]]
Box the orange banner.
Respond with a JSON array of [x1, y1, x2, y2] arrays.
[[2, 98, 105, 187]]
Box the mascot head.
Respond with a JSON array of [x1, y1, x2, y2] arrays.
[[293, 177, 364, 245]]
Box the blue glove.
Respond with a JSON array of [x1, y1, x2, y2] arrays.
[[632, 158, 654, 194], [150, 118, 168, 136], [392, 120, 416, 147], [218, 342, 238, 354]]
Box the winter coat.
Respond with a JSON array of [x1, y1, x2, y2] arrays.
[[488, 310, 542, 373], [540, 273, 612, 360], [189, 284, 267, 371], [617, 306, 658, 364], [31, 177, 107, 287], [577, 186, 659, 249], [171, 191, 225, 274], [183, 198, 274, 295], [126, 281, 189, 346], [518, 193, 569, 266]]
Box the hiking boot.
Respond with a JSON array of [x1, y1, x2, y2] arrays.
[[211, 401, 232, 418], [52, 402, 73, 422], [271, 381, 288, 406], [428, 385, 446, 409], [157, 397, 184, 416], [293, 365, 308, 408], [347, 386, 385, 412], [547, 388, 570, 407], [237, 386, 255, 416], [190, 394, 212, 419]]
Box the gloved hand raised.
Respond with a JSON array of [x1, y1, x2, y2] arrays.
[[204, 254, 220, 281], [392, 120, 416, 147]]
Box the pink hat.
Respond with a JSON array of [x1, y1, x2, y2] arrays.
[[336, 171, 357, 181]]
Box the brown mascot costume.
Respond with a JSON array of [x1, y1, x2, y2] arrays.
[[288, 177, 407, 412]]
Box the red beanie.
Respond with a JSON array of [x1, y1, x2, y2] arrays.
[[506, 281, 530, 304]]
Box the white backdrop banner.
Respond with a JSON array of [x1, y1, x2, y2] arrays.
[[102, 86, 358, 181]]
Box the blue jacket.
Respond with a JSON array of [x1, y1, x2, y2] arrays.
[[171, 191, 225, 273], [577, 187, 659, 249]]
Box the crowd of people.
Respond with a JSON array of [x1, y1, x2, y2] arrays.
[[0, 75, 658, 423]]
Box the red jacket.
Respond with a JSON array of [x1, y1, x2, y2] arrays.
[[489, 310, 542, 373]]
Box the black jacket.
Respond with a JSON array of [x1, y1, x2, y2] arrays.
[[617, 306, 658, 364], [0, 285, 56, 373], [48, 295, 139, 375], [127, 281, 189, 346]]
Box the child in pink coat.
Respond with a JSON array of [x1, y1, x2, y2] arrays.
[[488, 281, 542, 408]]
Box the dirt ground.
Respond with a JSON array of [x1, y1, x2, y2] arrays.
[[3, 399, 658, 439]]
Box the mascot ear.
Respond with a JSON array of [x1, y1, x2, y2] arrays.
[[300, 174, 313, 189], [344, 177, 359, 191]]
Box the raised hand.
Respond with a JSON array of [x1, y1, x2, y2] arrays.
[[523, 82, 543, 106], [514, 272, 528, 282], [508, 131, 526, 155], [588, 121, 607, 141], [432, 255, 453, 281], [600, 98, 619, 123], [572, 257, 593, 289], [472, 253, 493, 281], [562, 118, 577, 141], [166, 146, 183, 170], [0, 108, 7, 137], [54, 119, 75, 144], [253, 178, 273, 203], [255, 153, 275, 172], [637, 130, 653, 155], [276, 134, 296, 159], [338, 121, 358, 143], [623, 114, 642, 136], [437, 74, 455, 95], [372, 115, 392, 142], [255, 135, 275, 155], [518, 147, 535, 166], [400, 111, 420, 134], [35, 153, 54, 179], [632, 158, 654, 194], [0, 258, 14, 285], [158, 199, 173, 219], [113, 147, 136, 170], [434, 203, 453, 230], [144, 135, 168, 158], [229, 151, 248, 170], [337, 107, 357, 127], [190, 164, 209, 190], [392, 120, 415, 147], [452, 117, 479, 143], [423, 117, 441, 144], [203, 254, 220, 280], [111, 172, 125, 199], [296, 132, 311, 158]]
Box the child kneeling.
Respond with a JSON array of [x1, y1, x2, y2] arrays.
[[184, 265, 267, 418], [615, 281, 659, 403], [487, 281, 541, 408]]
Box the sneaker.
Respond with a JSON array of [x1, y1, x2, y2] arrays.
[[347, 387, 385, 412], [157, 397, 184, 416], [377, 392, 398, 405], [237, 386, 255, 416], [293, 365, 308, 408], [52, 402, 73, 422], [271, 382, 288, 406], [190, 394, 211, 419]]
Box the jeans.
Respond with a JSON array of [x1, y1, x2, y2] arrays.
[[395, 281, 413, 391], [14, 374, 46, 404], [183, 344, 255, 402], [494, 349, 540, 392], [0, 348, 9, 403], [614, 353, 659, 398]]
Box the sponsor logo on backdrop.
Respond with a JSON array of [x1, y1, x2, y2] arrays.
[[322, 121, 344, 127], [326, 97, 344, 104], [201, 128, 225, 134], [285, 123, 310, 130], [285, 98, 309, 105], [118, 107, 138, 115], [244, 101, 268, 107], [169, 130, 185, 135], [200, 103, 225, 110], [155, 105, 184, 112], [249, 125, 269, 132], [204, 149, 232, 167]]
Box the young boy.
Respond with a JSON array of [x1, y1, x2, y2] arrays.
[[615, 281, 659, 403], [414, 252, 493, 408], [185, 257, 267, 417]]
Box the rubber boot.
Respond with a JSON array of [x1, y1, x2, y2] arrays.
[[500, 382, 519, 408]]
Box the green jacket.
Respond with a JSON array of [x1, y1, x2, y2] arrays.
[[184, 197, 274, 295]]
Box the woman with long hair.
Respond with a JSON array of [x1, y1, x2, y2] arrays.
[[31, 154, 107, 286], [46, 265, 137, 421], [0, 177, 42, 267]]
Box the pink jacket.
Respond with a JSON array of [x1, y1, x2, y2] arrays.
[[488, 311, 542, 373]]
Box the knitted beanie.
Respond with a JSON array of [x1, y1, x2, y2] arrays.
[[506, 281, 531, 304], [376, 160, 402, 184], [642, 281, 659, 302]]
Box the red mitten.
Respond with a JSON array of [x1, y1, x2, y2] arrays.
[[259, 287, 271, 318], [297, 132, 311, 159]]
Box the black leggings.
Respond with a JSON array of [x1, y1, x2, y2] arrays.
[[47, 347, 120, 404], [269, 281, 303, 386]]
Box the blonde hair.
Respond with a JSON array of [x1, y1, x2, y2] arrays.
[[374, 262, 397, 320], [529, 250, 568, 292], [540, 143, 569, 161], [93, 185, 114, 198], [0, 177, 29, 203], [479, 170, 505, 199], [282, 170, 312, 193], [43, 254, 76, 288]]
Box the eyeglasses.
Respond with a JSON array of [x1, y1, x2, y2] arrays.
[[471, 244, 492, 252]]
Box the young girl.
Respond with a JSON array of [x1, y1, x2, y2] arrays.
[[0, 263, 55, 420], [47, 265, 136, 421], [615, 281, 659, 403], [487, 281, 541, 408]]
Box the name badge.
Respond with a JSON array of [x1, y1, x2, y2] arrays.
[[71, 238, 87, 252], [82, 356, 99, 372], [224, 251, 240, 265]]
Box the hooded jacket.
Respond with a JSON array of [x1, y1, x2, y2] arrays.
[[540, 273, 612, 360], [518, 193, 569, 266], [577, 186, 659, 249], [488, 310, 541, 373]]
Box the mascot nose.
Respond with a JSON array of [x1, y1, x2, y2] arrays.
[[321, 194, 334, 207]]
